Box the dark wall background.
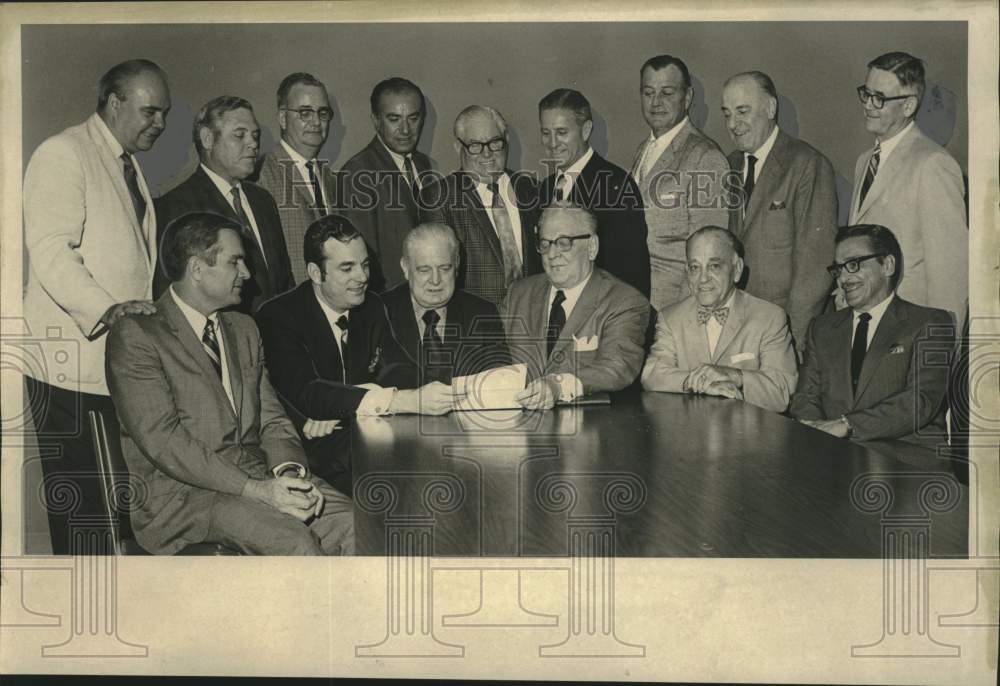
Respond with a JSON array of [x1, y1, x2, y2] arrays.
[[22, 21, 966, 227]]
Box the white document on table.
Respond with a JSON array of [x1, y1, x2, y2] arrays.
[[452, 363, 527, 411]]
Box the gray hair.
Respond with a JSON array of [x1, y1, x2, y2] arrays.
[[453, 105, 508, 141], [403, 222, 461, 265]]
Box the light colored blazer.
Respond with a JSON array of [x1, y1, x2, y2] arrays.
[[848, 124, 968, 327], [23, 113, 156, 395], [501, 268, 650, 393], [255, 143, 339, 284], [642, 289, 797, 413], [631, 120, 730, 311], [106, 292, 304, 555]]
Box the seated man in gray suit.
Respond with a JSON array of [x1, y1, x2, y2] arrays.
[[501, 204, 650, 410], [106, 212, 353, 555], [641, 226, 798, 413], [790, 224, 953, 449]]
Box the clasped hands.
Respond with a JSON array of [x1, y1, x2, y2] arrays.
[[682, 364, 744, 400], [243, 474, 324, 522]]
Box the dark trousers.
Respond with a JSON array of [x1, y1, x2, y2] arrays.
[[25, 376, 116, 555]]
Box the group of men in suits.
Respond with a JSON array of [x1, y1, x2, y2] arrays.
[[21, 48, 967, 555]]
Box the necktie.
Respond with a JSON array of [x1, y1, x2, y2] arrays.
[[696, 306, 729, 326], [202, 319, 223, 379], [851, 312, 872, 394], [487, 182, 523, 288], [120, 153, 147, 227], [230, 186, 268, 300], [554, 173, 569, 202], [858, 142, 881, 209], [403, 155, 419, 200], [422, 309, 443, 347], [742, 154, 758, 216], [336, 314, 350, 381], [306, 160, 327, 216], [421, 309, 447, 383], [546, 290, 567, 358]]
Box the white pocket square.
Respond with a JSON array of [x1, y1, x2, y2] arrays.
[[730, 352, 756, 364], [573, 334, 599, 351]]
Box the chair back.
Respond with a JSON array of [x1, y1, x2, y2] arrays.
[[87, 409, 127, 555]]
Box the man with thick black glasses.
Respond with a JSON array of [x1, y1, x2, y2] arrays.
[[256, 72, 338, 285], [848, 51, 968, 329], [790, 224, 953, 458]]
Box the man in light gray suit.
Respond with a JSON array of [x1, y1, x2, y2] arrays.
[[848, 51, 967, 327], [642, 226, 797, 413], [23, 59, 170, 554], [632, 54, 730, 311], [501, 204, 650, 410], [256, 72, 339, 284]]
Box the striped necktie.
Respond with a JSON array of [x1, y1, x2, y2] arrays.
[[858, 142, 881, 209], [202, 319, 223, 379]]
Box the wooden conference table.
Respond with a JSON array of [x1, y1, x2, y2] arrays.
[[349, 391, 967, 558]]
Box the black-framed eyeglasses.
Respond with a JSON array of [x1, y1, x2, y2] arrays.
[[856, 85, 913, 110], [282, 107, 334, 123], [536, 233, 592, 254], [458, 136, 506, 155], [826, 253, 886, 278]]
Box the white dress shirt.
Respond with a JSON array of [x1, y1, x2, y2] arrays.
[[545, 270, 594, 401], [555, 146, 594, 197], [853, 292, 895, 350], [874, 120, 914, 164], [636, 116, 689, 181], [743, 125, 780, 183], [313, 287, 396, 415], [473, 173, 524, 256], [200, 164, 267, 267], [170, 286, 235, 411], [279, 139, 329, 208], [378, 136, 421, 191], [705, 290, 736, 358]]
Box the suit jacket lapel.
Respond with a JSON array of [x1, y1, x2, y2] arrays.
[[742, 130, 788, 230], [683, 300, 713, 368], [649, 121, 694, 179], [548, 271, 602, 362], [857, 126, 918, 218], [217, 313, 245, 422], [466, 177, 504, 265], [854, 297, 904, 402], [274, 143, 323, 219], [303, 284, 345, 382], [711, 290, 745, 363]]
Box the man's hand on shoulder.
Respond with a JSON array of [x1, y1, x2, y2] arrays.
[[101, 300, 157, 328]]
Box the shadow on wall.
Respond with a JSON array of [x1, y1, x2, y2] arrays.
[[590, 111, 609, 161], [690, 75, 709, 130], [137, 97, 197, 198], [916, 82, 957, 147], [777, 94, 800, 140]]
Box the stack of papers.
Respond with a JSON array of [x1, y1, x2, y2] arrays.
[[452, 364, 527, 411]]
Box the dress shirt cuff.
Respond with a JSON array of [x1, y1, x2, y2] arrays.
[[553, 373, 584, 402], [271, 461, 308, 478], [356, 386, 395, 416]]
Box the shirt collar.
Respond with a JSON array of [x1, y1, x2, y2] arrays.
[[876, 120, 914, 159], [747, 124, 780, 167], [854, 291, 894, 321], [411, 296, 447, 327], [474, 171, 510, 193], [549, 268, 594, 315], [648, 115, 688, 144], [377, 135, 409, 170], [94, 113, 126, 159], [280, 138, 314, 166], [312, 284, 350, 328], [560, 146, 594, 179], [170, 285, 214, 336], [200, 163, 240, 197]]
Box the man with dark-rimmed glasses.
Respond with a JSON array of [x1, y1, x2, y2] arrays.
[[848, 51, 967, 329], [500, 204, 650, 410], [418, 105, 542, 306], [790, 224, 953, 463], [256, 72, 339, 284]]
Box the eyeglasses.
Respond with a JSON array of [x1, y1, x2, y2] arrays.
[[856, 85, 913, 110], [826, 253, 886, 279], [282, 107, 334, 123], [536, 233, 592, 254], [458, 136, 506, 156]]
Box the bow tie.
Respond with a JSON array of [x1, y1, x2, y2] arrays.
[[697, 306, 729, 326]]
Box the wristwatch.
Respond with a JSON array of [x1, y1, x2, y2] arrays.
[[839, 415, 854, 438], [273, 462, 308, 479]]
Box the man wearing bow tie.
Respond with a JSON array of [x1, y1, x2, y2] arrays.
[[642, 226, 797, 412], [790, 224, 953, 448], [722, 71, 838, 353], [255, 215, 459, 493]]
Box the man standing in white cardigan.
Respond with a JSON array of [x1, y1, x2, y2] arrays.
[[22, 58, 171, 554]]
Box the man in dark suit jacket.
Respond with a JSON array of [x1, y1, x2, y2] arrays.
[[790, 224, 953, 454], [340, 77, 432, 291], [418, 105, 542, 306], [255, 215, 459, 493], [722, 72, 838, 352], [106, 212, 353, 555], [538, 89, 650, 300], [155, 96, 294, 312], [382, 222, 509, 384], [254, 72, 339, 285]]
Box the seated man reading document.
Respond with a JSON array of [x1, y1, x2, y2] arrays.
[[641, 226, 798, 413]]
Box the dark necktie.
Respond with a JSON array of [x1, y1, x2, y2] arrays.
[[202, 319, 223, 380], [742, 154, 758, 216], [487, 182, 523, 288], [306, 160, 327, 216], [696, 306, 729, 326], [546, 290, 567, 358], [858, 142, 881, 209], [422, 309, 443, 348], [230, 186, 268, 302], [851, 312, 872, 394], [120, 153, 147, 227], [421, 309, 447, 383], [336, 314, 349, 381], [402, 155, 419, 200]]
